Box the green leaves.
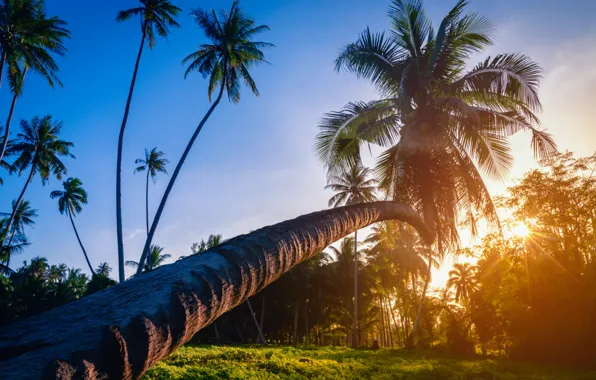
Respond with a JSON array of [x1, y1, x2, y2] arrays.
[[50, 177, 87, 216], [184, 0, 272, 104], [116, 0, 181, 49]]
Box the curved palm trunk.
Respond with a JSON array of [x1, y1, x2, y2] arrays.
[[352, 230, 358, 348], [1, 160, 35, 247], [68, 209, 94, 274], [137, 80, 227, 274], [116, 29, 147, 283], [0, 201, 431, 379]]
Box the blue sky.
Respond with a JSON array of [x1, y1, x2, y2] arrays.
[[1, 0, 595, 279]]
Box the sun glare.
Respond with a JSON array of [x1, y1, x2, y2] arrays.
[[512, 223, 530, 238]]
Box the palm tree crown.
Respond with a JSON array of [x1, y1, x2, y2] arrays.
[[183, 0, 274, 102], [315, 0, 556, 252], [0, 0, 70, 87], [126, 244, 171, 273], [116, 0, 181, 49], [446, 262, 478, 303], [95, 262, 112, 277], [0, 199, 37, 235], [134, 147, 168, 180], [326, 164, 377, 208], [10, 116, 73, 183], [50, 177, 87, 216]]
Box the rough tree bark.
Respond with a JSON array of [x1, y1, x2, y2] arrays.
[[0, 201, 432, 379]]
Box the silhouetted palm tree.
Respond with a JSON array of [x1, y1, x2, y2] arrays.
[[0, 0, 70, 161], [2, 116, 73, 250], [326, 163, 376, 347], [191, 233, 224, 255], [315, 0, 555, 342], [114, 0, 181, 283], [95, 262, 112, 277], [0, 199, 36, 267], [126, 244, 170, 273], [50, 178, 92, 274], [137, 0, 273, 273], [447, 262, 478, 304], [134, 148, 168, 234]]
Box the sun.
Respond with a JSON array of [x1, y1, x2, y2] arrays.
[[512, 223, 530, 238]]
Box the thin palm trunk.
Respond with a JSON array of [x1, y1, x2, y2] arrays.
[[0, 51, 6, 88], [389, 297, 402, 346], [2, 159, 35, 247], [259, 296, 265, 334], [137, 78, 227, 273], [0, 201, 430, 379], [4, 231, 15, 269], [247, 297, 267, 344], [384, 296, 394, 347], [68, 209, 94, 274], [293, 299, 300, 345], [304, 299, 310, 346], [0, 80, 19, 162], [116, 28, 146, 283], [352, 229, 358, 348], [411, 252, 432, 345], [145, 170, 152, 270]]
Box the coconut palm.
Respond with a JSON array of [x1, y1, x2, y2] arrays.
[[190, 233, 224, 255], [0, 201, 431, 378], [95, 262, 112, 277], [315, 0, 555, 342], [0, 232, 28, 274], [446, 262, 478, 304], [134, 147, 168, 237], [126, 244, 170, 273], [0, 199, 36, 266], [326, 163, 376, 347], [50, 178, 92, 274], [137, 0, 273, 273], [2, 116, 73, 249], [0, 0, 70, 161], [114, 0, 181, 283]]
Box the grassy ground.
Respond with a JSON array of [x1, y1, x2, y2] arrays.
[[144, 345, 596, 380]]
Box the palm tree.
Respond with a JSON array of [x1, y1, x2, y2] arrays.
[[0, 201, 430, 378], [326, 163, 376, 347], [0, 231, 28, 274], [191, 233, 224, 255], [446, 262, 478, 304], [2, 116, 73, 249], [134, 148, 168, 244], [114, 0, 181, 283], [315, 0, 555, 342], [137, 1, 273, 273], [95, 262, 112, 277], [0, 199, 36, 266], [0, 0, 70, 161], [126, 244, 170, 273], [50, 178, 92, 274]]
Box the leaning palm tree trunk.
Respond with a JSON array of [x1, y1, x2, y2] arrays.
[[246, 297, 267, 344], [0, 201, 431, 379], [137, 79, 227, 274], [1, 159, 35, 247], [68, 209, 94, 274], [116, 28, 147, 283], [144, 169, 152, 270]]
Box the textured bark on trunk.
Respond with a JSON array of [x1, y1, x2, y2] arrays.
[[0, 201, 431, 379], [116, 29, 146, 283]]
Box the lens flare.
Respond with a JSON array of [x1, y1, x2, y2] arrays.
[[512, 223, 530, 238]]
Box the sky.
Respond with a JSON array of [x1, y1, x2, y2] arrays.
[[1, 0, 595, 282]]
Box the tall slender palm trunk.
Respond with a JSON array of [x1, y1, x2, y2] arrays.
[[1, 159, 35, 247], [0, 69, 26, 162], [68, 209, 94, 274], [247, 298, 267, 344], [411, 252, 432, 345], [144, 170, 152, 270], [137, 79, 227, 273], [0, 51, 6, 88], [116, 29, 146, 283], [352, 229, 358, 348]]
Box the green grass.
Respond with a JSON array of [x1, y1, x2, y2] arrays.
[[144, 345, 596, 380]]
